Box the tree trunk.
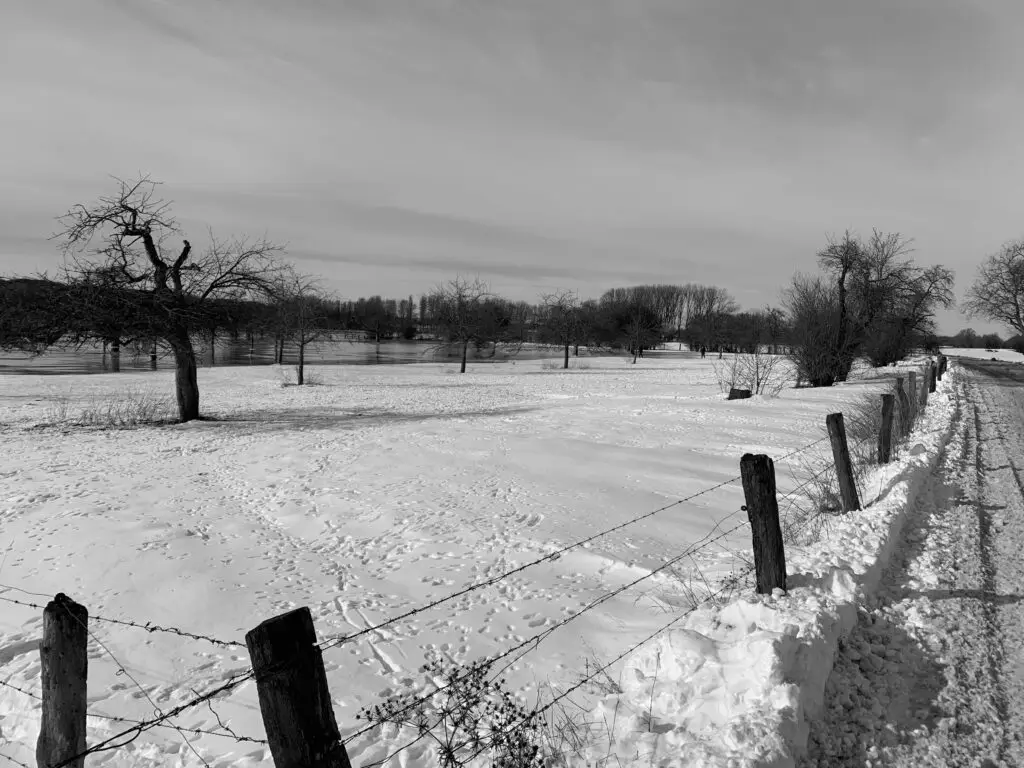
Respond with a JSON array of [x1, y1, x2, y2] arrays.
[[297, 340, 305, 385], [170, 335, 200, 422], [150, 340, 158, 370], [109, 339, 121, 373], [209, 330, 216, 366], [460, 340, 468, 373], [564, 343, 570, 369], [574, 343, 579, 357]]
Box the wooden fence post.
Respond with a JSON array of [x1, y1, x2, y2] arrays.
[[37, 593, 88, 768], [895, 377, 910, 436], [920, 366, 929, 407], [929, 362, 937, 393], [939, 355, 947, 377], [740, 454, 786, 594], [826, 413, 861, 512], [246, 607, 352, 768], [878, 394, 895, 463], [908, 372, 918, 428]]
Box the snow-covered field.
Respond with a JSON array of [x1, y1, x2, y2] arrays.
[[941, 346, 1024, 363], [0, 353, 952, 767]]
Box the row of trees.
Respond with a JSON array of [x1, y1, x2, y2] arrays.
[[9, 175, 1024, 422]]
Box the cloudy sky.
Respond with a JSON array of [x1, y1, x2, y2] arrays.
[[3, 0, 1023, 333]]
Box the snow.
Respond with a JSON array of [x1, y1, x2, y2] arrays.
[[941, 346, 1023, 363], [0, 353, 953, 766], [594, 361, 958, 767]]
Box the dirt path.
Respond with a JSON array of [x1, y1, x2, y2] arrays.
[[802, 360, 1024, 767]]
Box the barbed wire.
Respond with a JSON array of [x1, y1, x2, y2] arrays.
[[17, 433, 829, 767], [0, 678, 40, 701], [0, 667, 266, 746], [0, 750, 31, 768], [51, 670, 252, 768], [87, 709, 268, 746], [341, 512, 751, 747], [453, 565, 758, 764], [0, 589, 243, 649], [316, 444, 823, 656], [56, 599, 210, 768]]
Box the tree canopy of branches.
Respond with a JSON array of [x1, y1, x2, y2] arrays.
[[50, 175, 288, 421], [785, 230, 954, 386], [429, 277, 518, 372], [537, 290, 583, 368], [962, 240, 1024, 337], [274, 272, 336, 384]]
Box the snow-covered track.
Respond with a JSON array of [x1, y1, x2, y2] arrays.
[[804, 359, 1024, 767]]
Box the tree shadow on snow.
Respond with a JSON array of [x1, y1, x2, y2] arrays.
[[193, 404, 542, 432]]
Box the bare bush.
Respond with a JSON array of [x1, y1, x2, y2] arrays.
[[358, 658, 543, 768], [712, 350, 792, 397]]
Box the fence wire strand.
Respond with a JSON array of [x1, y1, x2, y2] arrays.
[[13, 431, 831, 767], [342, 511, 751, 747], [0, 588, 243, 649]]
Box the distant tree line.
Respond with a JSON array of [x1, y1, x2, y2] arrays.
[[0, 174, 971, 425]]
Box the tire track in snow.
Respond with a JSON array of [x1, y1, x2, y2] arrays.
[[803, 372, 1005, 766], [971, 402, 1010, 765]]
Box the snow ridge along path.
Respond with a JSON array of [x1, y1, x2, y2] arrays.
[[804, 359, 1024, 767], [592, 362, 959, 768]]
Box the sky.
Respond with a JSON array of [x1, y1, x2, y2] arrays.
[[3, 0, 1024, 335]]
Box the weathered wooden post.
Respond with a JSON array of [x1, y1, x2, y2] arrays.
[[920, 366, 930, 407], [150, 340, 158, 370], [740, 454, 786, 594], [37, 593, 88, 768], [826, 413, 861, 512], [728, 388, 752, 400], [929, 362, 937, 393], [908, 372, 918, 427], [894, 377, 910, 437], [246, 607, 352, 768], [878, 394, 895, 463], [939, 355, 947, 377]]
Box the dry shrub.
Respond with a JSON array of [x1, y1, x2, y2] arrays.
[[712, 351, 793, 397]]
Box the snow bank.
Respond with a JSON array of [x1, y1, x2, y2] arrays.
[[595, 363, 960, 768]]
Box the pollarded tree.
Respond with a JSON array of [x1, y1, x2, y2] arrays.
[[53, 175, 287, 421], [963, 239, 1024, 337]]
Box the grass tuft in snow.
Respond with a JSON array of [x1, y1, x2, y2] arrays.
[[43, 386, 175, 428]]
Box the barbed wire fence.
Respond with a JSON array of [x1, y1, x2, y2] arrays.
[[0, 431, 856, 767]]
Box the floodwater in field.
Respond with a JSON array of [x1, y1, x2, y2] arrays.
[[0, 337, 568, 375]]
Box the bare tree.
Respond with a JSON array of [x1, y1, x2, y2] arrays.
[[538, 289, 581, 368], [963, 239, 1024, 336], [430, 276, 494, 373], [277, 272, 334, 385], [787, 229, 952, 385], [52, 175, 287, 421]]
